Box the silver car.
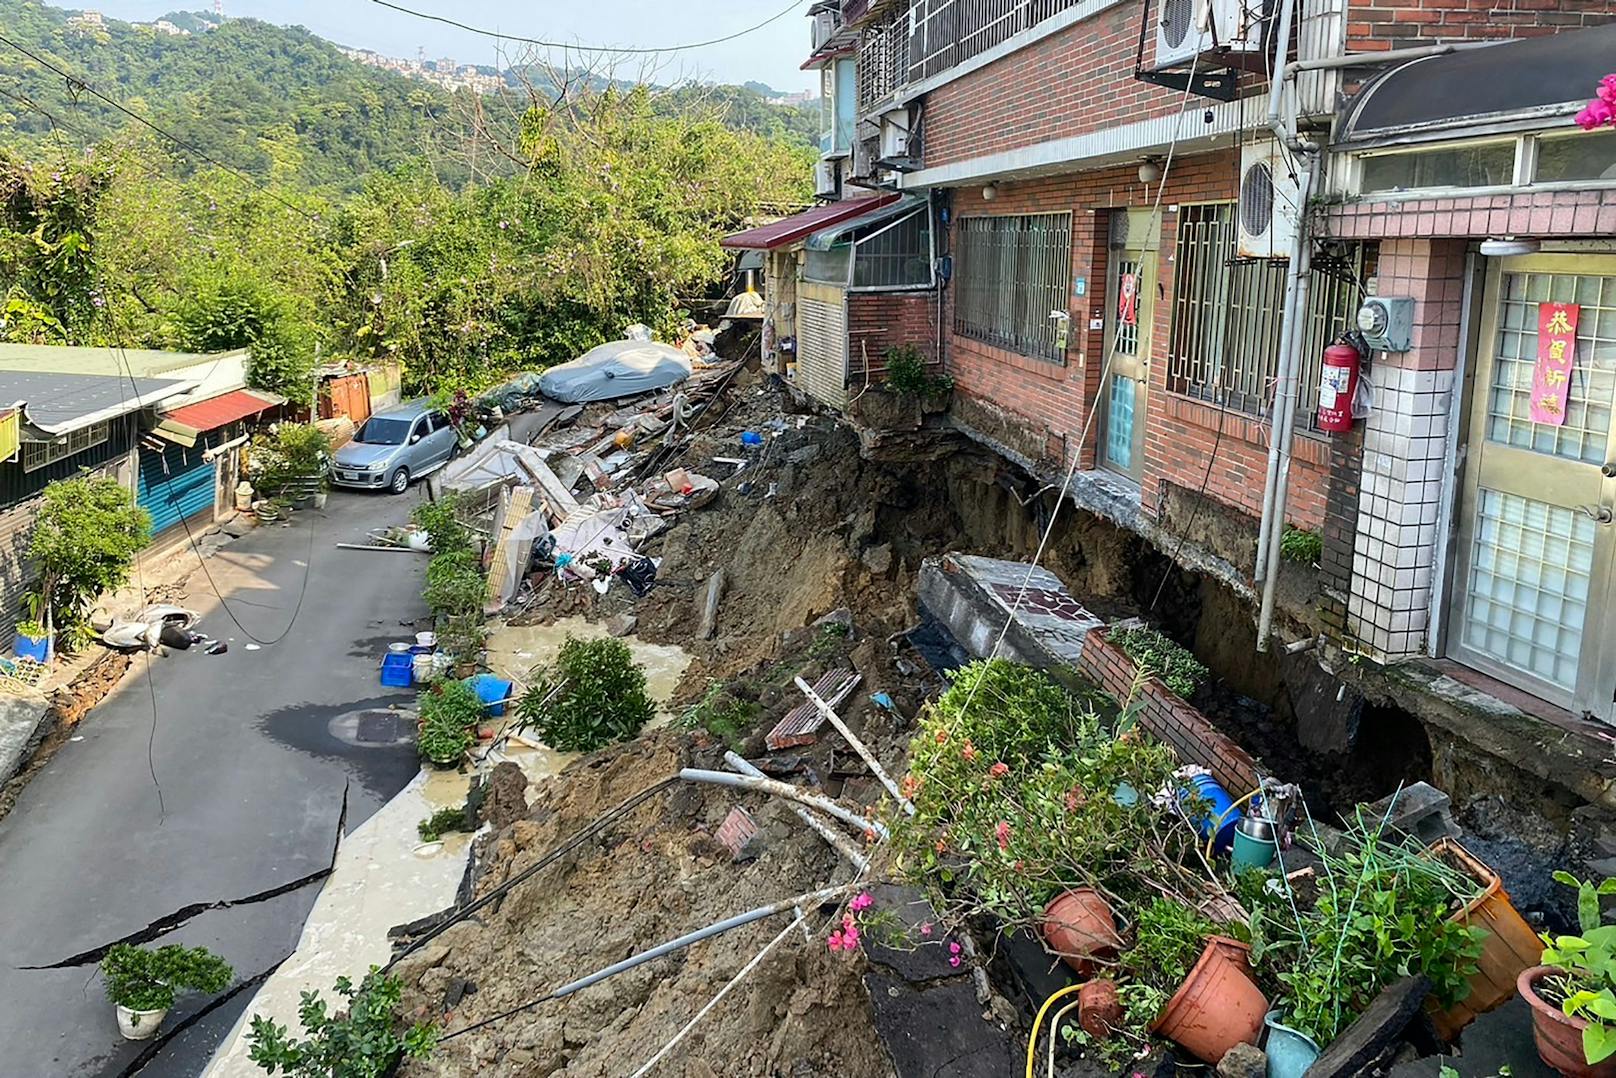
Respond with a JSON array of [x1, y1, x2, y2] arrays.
[[329, 400, 458, 494]]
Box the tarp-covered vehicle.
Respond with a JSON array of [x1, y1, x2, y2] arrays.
[[538, 341, 693, 404]]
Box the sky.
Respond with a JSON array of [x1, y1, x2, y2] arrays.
[[83, 0, 819, 91]]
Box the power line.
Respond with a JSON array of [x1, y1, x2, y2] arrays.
[[0, 29, 324, 224], [369, 0, 807, 54]]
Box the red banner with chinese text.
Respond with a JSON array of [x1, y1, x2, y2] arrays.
[[1531, 302, 1579, 427]]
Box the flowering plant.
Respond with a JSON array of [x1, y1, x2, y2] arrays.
[[1577, 74, 1616, 131]]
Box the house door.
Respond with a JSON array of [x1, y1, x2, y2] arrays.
[[1098, 209, 1160, 481], [1450, 254, 1616, 720]]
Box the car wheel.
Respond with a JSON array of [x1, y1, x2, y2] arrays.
[[389, 467, 410, 494]]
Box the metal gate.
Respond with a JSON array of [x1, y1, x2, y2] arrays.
[[138, 441, 217, 538], [798, 282, 850, 408]]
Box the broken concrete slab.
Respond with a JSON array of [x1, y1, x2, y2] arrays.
[[862, 885, 957, 984], [1364, 782, 1458, 847], [864, 968, 1017, 1078], [1308, 975, 1431, 1078], [918, 554, 1103, 674], [0, 687, 49, 785]]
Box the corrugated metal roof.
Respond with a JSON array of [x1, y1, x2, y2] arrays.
[[720, 195, 901, 251], [156, 388, 283, 444], [0, 344, 245, 379], [5, 371, 191, 434]]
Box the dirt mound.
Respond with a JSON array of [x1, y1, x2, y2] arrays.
[[398, 733, 893, 1078]]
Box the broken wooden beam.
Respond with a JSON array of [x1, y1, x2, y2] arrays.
[[697, 569, 726, 640]]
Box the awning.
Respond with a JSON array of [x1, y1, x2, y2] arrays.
[[806, 195, 926, 251], [153, 388, 283, 447], [720, 194, 901, 251], [1339, 23, 1616, 145]]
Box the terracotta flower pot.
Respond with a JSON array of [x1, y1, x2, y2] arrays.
[[1150, 936, 1268, 1064], [1519, 965, 1616, 1078], [1079, 978, 1123, 1040], [1040, 887, 1123, 975]]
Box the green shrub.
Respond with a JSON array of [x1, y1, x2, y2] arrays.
[[417, 806, 470, 842], [1280, 525, 1323, 566], [437, 612, 488, 663], [102, 943, 232, 1013], [678, 680, 758, 748], [884, 344, 953, 397], [247, 969, 437, 1077], [518, 635, 656, 752], [423, 552, 485, 619], [1109, 626, 1209, 699], [250, 423, 331, 497], [411, 494, 473, 556], [29, 475, 151, 649], [417, 679, 483, 764]]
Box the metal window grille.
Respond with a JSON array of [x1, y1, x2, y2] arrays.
[[858, 7, 913, 113], [954, 212, 1072, 362], [907, 0, 1088, 83], [852, 208, 933, 289], [1167, 203, 1363, 430], [21, 421, 110, 473]]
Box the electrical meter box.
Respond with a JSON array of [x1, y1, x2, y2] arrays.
[[1356, 297, 1415, 352]]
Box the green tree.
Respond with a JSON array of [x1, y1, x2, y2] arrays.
[[28, 474, 151, 649]]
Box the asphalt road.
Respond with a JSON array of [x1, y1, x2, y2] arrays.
[[0, 488, 429, 1077]]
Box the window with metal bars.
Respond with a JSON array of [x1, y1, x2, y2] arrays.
[[21, 422, 110, 472], [953, 213, 1073, 362], [1167, 203, 1364, 430]]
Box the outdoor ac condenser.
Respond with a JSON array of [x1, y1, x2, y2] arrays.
[[1154, 0, 1268, 70], [1237, 140, 1301, 261], [814, 159, 839, 199]]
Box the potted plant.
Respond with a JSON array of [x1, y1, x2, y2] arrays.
[[101, 943, 232, 1040], [1520, 873, 1616, 1077], [417, 679, 482, 767], [1040, 887, 1123, 974], [14, 617, 50, 663]]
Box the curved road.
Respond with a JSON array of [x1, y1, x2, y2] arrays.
[[0, 489, 427, 1076]]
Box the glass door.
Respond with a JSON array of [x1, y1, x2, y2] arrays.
[[1098, 209, 1160, 481], [1451, 254, 1616, 719]]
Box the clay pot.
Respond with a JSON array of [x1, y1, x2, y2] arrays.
[[1519, 966, 1616, 1078], [1150, 936, 1268, 1064], [1040, 888, 1123, 975], [1079, 979, 1123, 1040]]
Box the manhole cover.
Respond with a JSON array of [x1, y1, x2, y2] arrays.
[[328, 707, 416, 749]]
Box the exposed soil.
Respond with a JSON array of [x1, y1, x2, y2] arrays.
[[397, 733, 895, 1078]]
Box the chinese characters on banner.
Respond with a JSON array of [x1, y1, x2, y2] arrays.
[[1531, 302, 1580, 427], [1118, 272, 1138, 325]]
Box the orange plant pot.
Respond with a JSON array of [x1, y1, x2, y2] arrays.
[[1151, 936, 1269, 1064], [1519, 965, 1616, 1078], [1040, 887, 1123, 976]]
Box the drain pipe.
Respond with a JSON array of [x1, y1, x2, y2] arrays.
[[679, 768, 888, 839], [724, 751, 870, 869]]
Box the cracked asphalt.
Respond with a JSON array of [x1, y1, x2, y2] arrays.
[[0, 490, 428, 1076]]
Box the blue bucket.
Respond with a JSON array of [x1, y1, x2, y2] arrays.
[[13, 632, 48, 664], [1264, 1010, 1321, 1078], [1179, 773, 1241, 852], [467, 673, 514, 717]]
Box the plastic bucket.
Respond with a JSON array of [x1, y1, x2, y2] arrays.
[[1180, 773, 1241, 851], [13, 633, 48, 663], [416, 631, 437, 648], [1263, 1011, 1321, 1078], [468, 673, 514, 717], [1232, 819, 1278, 871], [387, 641, 411, 654], [412, 652, 437, 684]]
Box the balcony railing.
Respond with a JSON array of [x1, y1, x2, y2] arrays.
[[907, 0, 1088, 83], [857, 6, 912, 113]]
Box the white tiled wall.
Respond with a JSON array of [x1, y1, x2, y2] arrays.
[[1348, 363, 1456, 659]]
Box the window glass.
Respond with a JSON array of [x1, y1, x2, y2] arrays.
[[804, 244, 852, 284], [852, 209, 932, 289], [356, 417, 411, 445], [1535, 131, 1616, 183], [953, 213, 1073, 362], [1360, 142, 1515, 193]]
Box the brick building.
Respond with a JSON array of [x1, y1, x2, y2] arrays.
[[814, 0, 1616, 807]]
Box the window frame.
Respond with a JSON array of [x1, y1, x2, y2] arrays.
[[952, 211, 1074, 364], [1348, 128, 1616, 199], [20, 421, 110, 473]]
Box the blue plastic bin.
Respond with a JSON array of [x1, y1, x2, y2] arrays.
[[468, 674, 513, 717], [381, 652, 414, 687], [13, 633, 48, 664], [1179, 772, 1242, 852]]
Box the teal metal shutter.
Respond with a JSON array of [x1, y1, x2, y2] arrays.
[[137, 443, 216, 535]]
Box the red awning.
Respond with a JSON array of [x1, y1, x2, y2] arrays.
[[720, 194, 901, 251], [160, 389, 282, 433]]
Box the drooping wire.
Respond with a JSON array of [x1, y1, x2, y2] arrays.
[[368, 0, 807, 54]]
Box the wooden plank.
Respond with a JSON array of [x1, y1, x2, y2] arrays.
[[505, 443, 579, 516], [484, 486, 534, 609], [697, 569, 726, 640]]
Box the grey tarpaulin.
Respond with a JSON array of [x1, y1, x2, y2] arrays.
[[539, 341, 693, 404]]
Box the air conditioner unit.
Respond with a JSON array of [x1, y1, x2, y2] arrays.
[[878, 108, 914, 160], [1154, 0, 1267, 70], [814, 159, 839, 199], [811, 9, 839, 51], [852, 137, 876, 180], [1237, 140, 1300, 260]]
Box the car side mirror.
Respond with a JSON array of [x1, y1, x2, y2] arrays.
[[410, 434, 422, 444]]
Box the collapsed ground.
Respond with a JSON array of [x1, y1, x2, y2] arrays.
[[392, 371, 1585, 1075]]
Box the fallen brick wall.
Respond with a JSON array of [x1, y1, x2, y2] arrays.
[[1076, 628, 1262, 796]]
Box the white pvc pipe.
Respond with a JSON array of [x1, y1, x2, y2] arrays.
[[793, 676, 915, 817], [723, 751, 869, 869], [678, 768, 888, 839]]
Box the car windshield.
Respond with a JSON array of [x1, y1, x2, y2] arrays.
[[356, 417, 413, 446]]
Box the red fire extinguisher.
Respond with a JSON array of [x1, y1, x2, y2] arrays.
[[1317, 342, 1362, 433]]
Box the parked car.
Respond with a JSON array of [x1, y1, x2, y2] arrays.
[[329, 401, 457, 494]]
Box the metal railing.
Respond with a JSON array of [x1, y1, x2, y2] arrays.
[[1166, 203, 1364, 431], [953, 212, 1073, 362], [907, 0, 1088, 83], [857, 6, 912, 113]]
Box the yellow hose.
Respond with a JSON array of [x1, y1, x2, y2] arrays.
[[1203, 787, 1264, 866], [1046, 996, 1085, 1078], [1026, 983, 1086, 1078]]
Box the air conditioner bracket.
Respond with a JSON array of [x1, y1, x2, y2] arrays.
[[1133, 66, 1238, 102]]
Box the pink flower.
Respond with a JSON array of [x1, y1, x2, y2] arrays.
[[994, 820, 1012, 851], [919, 922, 933, 937], [961, 739, 978, 762], [949, 955, 962, 967], [1578, 96, 1616, 130], [828, 930, 845, 952], [948, 941, 962, 955], [1600, 75, 1616, 104], [988, 762, 1009, 778], [850, 892, 873, 913], [840, 915, 861, 949]]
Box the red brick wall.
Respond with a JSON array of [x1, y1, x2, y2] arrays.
[[941, 153, 1330, 530], [1346, 0, 1616, 49], [848, 290, 940, 378], [1077, 629, 1263, 795], [920, 0, 1267, 169]]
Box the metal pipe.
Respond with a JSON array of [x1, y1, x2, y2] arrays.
[[678, 768, 888, 839], [1264, 0, 1315, 154], [1257, 159, 1320, 653], [723, 751, 869, 869], [1285, 40, 1495, 74], [549, 884, 853, 1000], [793, 675, 914, 816], [1254, 223, 1309, 584]]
